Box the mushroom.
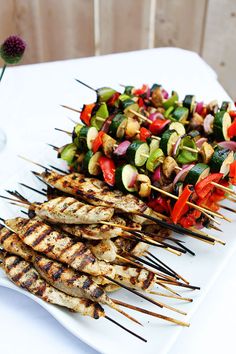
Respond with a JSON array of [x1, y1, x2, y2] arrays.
[[200, 142, 214, 164], [137, 174, 151, 197], [190, 112, 204, 129], [151, 87, 163, 108], [162, 156, 178, 178], [207, 100, 218, 114], [102, 133, 116, 158], [126, 117, 140, 138]]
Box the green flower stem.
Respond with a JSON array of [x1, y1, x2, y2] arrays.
[[0, 64, 7, 82]]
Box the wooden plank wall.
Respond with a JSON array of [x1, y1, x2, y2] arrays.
[[0, 0, 235, 97]]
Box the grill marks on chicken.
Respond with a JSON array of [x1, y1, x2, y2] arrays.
[[0, 226, 120, 309], [114, 265, 156, 291], [5, 217, 114, 277], [42, 170, 150, 215], [3, 255, 104, 319], [34, 254, 116, 308], [0, 224, 34, 262], [60, 215, 126, 240], [34, 196, 114, 224]]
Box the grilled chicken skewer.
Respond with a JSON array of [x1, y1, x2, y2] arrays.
[[2, 254, 146, 342], [0, 224, 189, 326], [31, 169, 216, 239], [19, 183, 194, 258], [3, 217, 190, 315], [3, 254, 104, 318], [4, 191, 186, 255], [5, 216, 115, 277]]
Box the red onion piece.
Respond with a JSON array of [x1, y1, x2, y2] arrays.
[[114, 141, 131, 156], [173, 136, 182, 156], [196, 137, 207, 149], [162, 89, 169, 99], [195, 223, 204, 230], [146, 88, 151, 98], [149, 112, 165, 122], [203, 114, 214, 134], [152, 166, 161, 182], [195, 101, 204, 115], [128, 172, 138, 188], [101, 116, 113, 133], [218, 141, 236, 151], [173, 164, 194, 185]]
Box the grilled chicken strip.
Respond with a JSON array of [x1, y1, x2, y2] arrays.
[[0, 225, 121, 309], [6, 217, 115, 277], [114, 237, 149, 258], [40, 170, 151, 216], [3, 255, 104, 319], [0, 224, 35, 262], [33, 196, 114, 224], [60, 215, 126, 240], [93, 265, 156, 292], [87, 239, 118, 262]]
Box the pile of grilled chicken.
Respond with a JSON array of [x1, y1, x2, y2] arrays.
[[0, 168, 196, 340]]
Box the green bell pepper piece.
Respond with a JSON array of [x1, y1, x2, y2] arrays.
[[163, 91, 179, 109], [146, 148, 164, 172], [176, 136, 198, 164], [90, 102, 109, 130], [97, 87, 117, 102]]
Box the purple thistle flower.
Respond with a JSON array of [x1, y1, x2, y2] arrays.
[[0, 35, 26, 64]]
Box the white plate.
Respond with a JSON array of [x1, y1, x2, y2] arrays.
[[0, 167, 236, 354]]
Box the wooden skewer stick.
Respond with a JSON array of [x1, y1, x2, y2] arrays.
[[200, 204, 232, 223], [148, 291, 193, 302], [218, 204, 236, 213], [104, 316, 146, 342], [149, 184, 222, 221], [105, 276, 186, 315], [55, 128, 72, 135], [224, 195, 236, 203], [156, 282, 181, 297], [211, 181, 236, 196], [113, 300, 190, 327], [145, 252, 190, 285], [128, 108, 153, 124], [61, 104, 81, 113], [100, 221, 141, 231]]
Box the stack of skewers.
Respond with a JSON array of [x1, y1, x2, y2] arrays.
[[57, 80, 236, 231], [1, 80, 236, 343], [0, 166, 203, 342]]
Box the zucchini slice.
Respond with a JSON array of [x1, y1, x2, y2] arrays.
[[115, 164, 138, 192], [160, 130, 178, 156], [210, 148, 234, 177], [83, 150, 102, 175], [149, 139, 160, 154], [169, 122, 186, 136], [183, 95, 196, 113], [185, 163, 210, 185], [213, 111, 231, 141], [127, 140, 150, 167], [79, 126, 98, 150], [122, 99, 139, 118], [58, 143, 77, 165], [171, 107, 189, 123], [109, 113, 127, 139], [220, 101, 231, 112]]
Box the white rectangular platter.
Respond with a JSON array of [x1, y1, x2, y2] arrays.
[[0, 48, 235, 354]]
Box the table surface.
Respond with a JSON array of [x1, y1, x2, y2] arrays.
[[0, 48, 235, 354]]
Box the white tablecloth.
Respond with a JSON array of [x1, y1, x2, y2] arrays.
[[0, 48, 235, 354]]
